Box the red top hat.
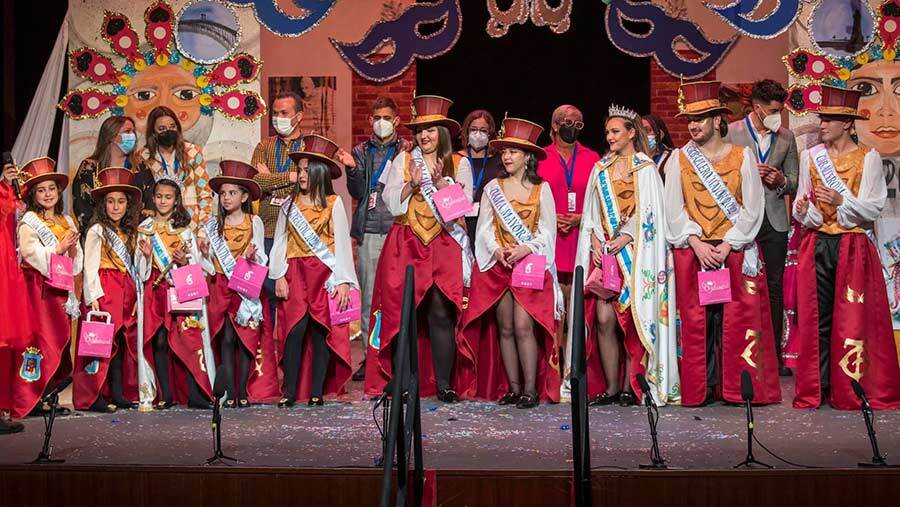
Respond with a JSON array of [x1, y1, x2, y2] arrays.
[[20, 157, 68, 195], [209, 160, 262, 201], [289, 135, 342, 179], [817, 85, 868, 120], [91, 167, 141, 202], [404, 95, 461, 135], [675, 80, 730, 117], [489, 117, 547, 160]]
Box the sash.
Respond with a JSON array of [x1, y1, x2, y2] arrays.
[[21, 211, 81, 318], [809, 144, 852, 196], [104, 227, 156, 408], [412, 148, 474, 287], [595, 160, 634, 307], [204, 217, 264, 328], [282, 198, 339, 293], [484, 179, 563, 318], [681, 142, 761, 276]]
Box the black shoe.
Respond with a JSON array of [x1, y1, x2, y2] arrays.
[[89, 399, 117, 414], [436, 388, 459, 404], [0, 419, 24, 434], [308, 396, 324, 406], [278, 397, 295, 408], [223, 399, 237, 409], [699, 387, 716, 407], [238, 398, 250, 408], [28, 403, 71, 417], [619, 392, 637, 407], [352, 361, 366, 381], [188, 400, 214, 410], [498, 392, 521, 406], [516, 392, 539, 409], [155, 400, 176, 410], [112, 399, 139, 410], [589, 392, 620, 406], [779, 366, 793, 377]]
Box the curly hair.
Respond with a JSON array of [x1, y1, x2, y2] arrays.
[[152, 179, 192, 229], [89, 191, 141, 250], [750, 79, 788, 105]]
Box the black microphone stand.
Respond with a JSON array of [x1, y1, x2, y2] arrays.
[[638, 391, 666, 470], [206, 396, 240, 465], [856, 396, 888, 467], [31, 390, 64, 464], [733, 398, 771, 469]]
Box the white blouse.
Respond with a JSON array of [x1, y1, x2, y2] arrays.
[[200, 215, 268, 276], [83, 223, 131, 304], [17, 213, 83, 278], [380, 151, 474, 217]]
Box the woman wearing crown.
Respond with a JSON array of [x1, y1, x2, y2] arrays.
[[570, 105, 680, 407]]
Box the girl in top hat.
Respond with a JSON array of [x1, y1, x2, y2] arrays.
[[571, 105, 680, 408], [364, 95, 476, 403], [457, 117, 562, 409], [14, 157, 83, 418], [137, 179, 214, 410], [199, 161, 279, 408], [270, 135, 358, 407], [74, 168, 143, 413]]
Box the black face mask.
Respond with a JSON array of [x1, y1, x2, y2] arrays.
[[157, 130, 178, 147], [558, 125, 580, 144]]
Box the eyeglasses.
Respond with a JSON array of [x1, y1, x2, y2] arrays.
[[558, 119, 584, 130], [468, 127, 490, 135]]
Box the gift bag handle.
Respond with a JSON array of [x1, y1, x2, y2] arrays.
[[85, 310, 112, 324]]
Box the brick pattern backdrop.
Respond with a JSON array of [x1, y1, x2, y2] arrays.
[[350, 65, 417, 148], [649, 59, 716, 148]]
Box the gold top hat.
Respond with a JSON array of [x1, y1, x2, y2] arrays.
[[817, 85, 868, 120], [209, 160, 262, 201], [289, 134, 342, 179], [489, 117, 547, 160], [20, 157, 68, 195], [404, 95, 461, 135], [91, 167, 141, 202], [675, 80, 730, 117]]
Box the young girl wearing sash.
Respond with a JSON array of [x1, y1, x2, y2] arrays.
[[270, 135, 357, 407], [137, 179, 214, 410], [457, 117, 561, 409], [200, 161, 279, 408], [364, 95, 476, 403], [571, 107, 680, 407], [792, 85, 900, 410], [74, 168, 143, 412], [14, 157, 82, 417]]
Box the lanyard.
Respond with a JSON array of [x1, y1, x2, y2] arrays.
[[368, 144, 397, 190], [745, 116, 774, 164], [160, 154, 179, 176], [275, 139, 302, 174], [124, 159, 131, 170], [467, 148, 489, 191], [558, 145, 578, 189]]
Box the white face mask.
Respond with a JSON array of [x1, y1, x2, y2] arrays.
[[468, 131, 489, 150], [272, 116, 296, 137], [373, 118, 394, 139], [757, 109, 782, 133]]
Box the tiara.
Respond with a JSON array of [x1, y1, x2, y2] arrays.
[[608, 104, 638, 121]]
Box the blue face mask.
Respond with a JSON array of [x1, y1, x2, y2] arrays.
[[118, 132, 137, 154], [647, 135, 657, 152]]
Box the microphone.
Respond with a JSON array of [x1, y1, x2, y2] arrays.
[[740, 370, 754, 403], [206, 364, 239, 464], [849, 378, 889, 467], [213, 365, 228, 400], [635, 373, 666, 469], [734, 369, 771, 468], [41, 377, 73, 402], [2, 151, 20, 199], [850, 379, 869, 409], [636, 373, 652, 407]]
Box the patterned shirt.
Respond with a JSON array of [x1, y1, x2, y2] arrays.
[[140, 141, 213, 233], [251, 134, 304, 239]]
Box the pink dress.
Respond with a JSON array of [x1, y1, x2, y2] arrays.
[[537, 142, 600, 275]]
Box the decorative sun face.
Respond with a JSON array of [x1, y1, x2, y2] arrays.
[[849, 59, 900, 156], [124, 62, 202, 134]]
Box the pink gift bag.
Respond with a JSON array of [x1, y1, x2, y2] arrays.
[[228, 257, 268, 299], [697, 268, 732, 305], [328, 287, 361, 325], [167, 287, 203, 313], [512, 254, 546, 290], [77, 311, 114, 358], [47, 253, 74, 291], [172, 263, 209, 303], [585, 253, 622, 300], [433, 183, 472, 222]]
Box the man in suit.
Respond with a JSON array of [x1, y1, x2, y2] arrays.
[[726, 79, 798, 376]]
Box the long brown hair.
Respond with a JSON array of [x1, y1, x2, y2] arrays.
[[215, 184, 254, 237], [152, 179, 192, 229], [88, 191, 141, 250], [289, 159, 335, 210], [415, 125, 455, 179], [25, 182, 65, 215], [145, 106, 189, 168], [606, 115, 652, 157], [89, 115, 140, 170]]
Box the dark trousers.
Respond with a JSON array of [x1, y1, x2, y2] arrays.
[[756, 215, 788, 367], [263, 238, 277, 323], [705, 304, 724, 388], [814, 233, 842, 390]]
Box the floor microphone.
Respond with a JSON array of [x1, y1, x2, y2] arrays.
[[740, 369, 754, 403], [636, 373, 652, 407], [734, 370, 771, 468], [636, 373, 666, 469], [849, 379, 889, 467]]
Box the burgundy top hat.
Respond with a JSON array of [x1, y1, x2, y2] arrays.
[[209, 160, 262, 201], [20, 157, 68, 195], [91, 167, 142, 202], [817, 85, 868, 120], [404, 95, 461, 135], [675, 80, 730, 117], [289, 135, 342, 179], [489, 117, 547, 160]]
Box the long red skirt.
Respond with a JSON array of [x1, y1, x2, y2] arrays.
[[208, 273, 280, 403], [364, 225, 475, 398], [275, 257, 351, 401], [793, 232, 900, 410], [11, 268, 74, 418], [0, 183, 26, 415], [458, 263, 560, 402], [673, 248, 781, 406], [143, 269, 213, 403], [72, 269, 139, 409]]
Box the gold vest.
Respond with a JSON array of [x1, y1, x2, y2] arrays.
[[809, 147, 866, 235], [493, 180, 542, 248], [287, 195, 337, 259], [99, 229, 130, 272], [212, 215, 253, 274], [679, 145, 744, 241], [139, 220, 188, 271], [395, 154, 458, 246], [597, 164, 637, 238]]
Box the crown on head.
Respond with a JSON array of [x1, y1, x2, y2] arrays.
[[608, 104, 638, 121]]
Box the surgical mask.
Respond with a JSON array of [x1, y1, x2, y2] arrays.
[[157, 130, 178, 148], [647, 135, 657, 152], [272, 116, 296, 137], [373, 118, 394, 139], [118, 132, 136, 154], [468, 130, 489, 150], [761, 112, 782, 132], [559, 125, 580, 144]]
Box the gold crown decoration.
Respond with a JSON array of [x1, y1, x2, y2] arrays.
[[677, 75, 686, 114], [410, 88, 417, 118], [608, 104, 638, 121], [497, 111, 509, 138]]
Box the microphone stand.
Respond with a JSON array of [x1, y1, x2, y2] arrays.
[[856, 396, 888, 467], [205, 397, 240, 465], [733, 398, 771, 469], [638, 391, 666, 470], [31, 390, 64, 464]]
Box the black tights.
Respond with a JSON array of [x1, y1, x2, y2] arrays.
[[282, 313, 330, 401], [91, 330, 128, 409], [496, 292, 537, 396], [152, 326, 207, 404], [424, 287, 457, 391], [218, 319, 252, 402]]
